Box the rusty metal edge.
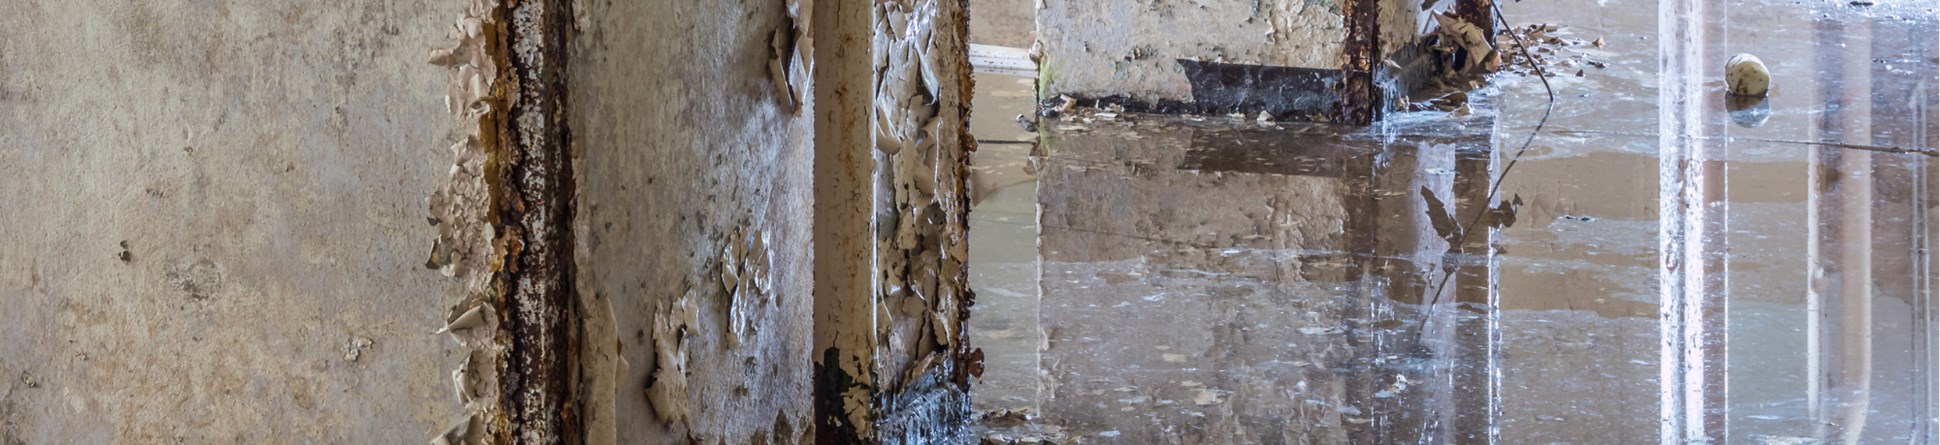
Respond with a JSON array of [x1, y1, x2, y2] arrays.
[[497, 0, 583, 442], [1340, 0, 1382, 125]]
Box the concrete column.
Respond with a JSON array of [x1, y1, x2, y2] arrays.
[[814, 0, 883, 441], [816, 0, 977, 442]]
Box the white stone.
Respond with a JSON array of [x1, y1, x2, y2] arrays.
[[1726, 53, 1771, 97]]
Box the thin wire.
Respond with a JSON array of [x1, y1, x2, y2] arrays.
[[1417, 5, 1558, 325], [1547, 129, 1940, 157]]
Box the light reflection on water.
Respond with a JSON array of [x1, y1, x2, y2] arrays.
[[964, 0, 1937, 442]]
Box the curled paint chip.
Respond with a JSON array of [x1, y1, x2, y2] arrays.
[[646, 290, 699, 426], [437, 305, 488, 335], [429, 414, 474, 445], [725, 227, 775, 347]]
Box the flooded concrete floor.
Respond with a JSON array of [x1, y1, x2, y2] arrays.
[[965, 0, 1939, 443]]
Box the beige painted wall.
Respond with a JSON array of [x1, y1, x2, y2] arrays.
[[0, 1, 465, 442]]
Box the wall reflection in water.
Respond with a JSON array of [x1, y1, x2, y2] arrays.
[[963, 1, 1938, 441], [1023, 113, 1512, 443]]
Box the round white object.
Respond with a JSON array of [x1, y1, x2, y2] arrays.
[[1726, 53, 1771, 97]]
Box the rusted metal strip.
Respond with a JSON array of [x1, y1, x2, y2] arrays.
[[1340, 0, 1382, 125], [498, 0, 581, 442], [1455, 0, 1496, 37], [427, 0, 581, 442]]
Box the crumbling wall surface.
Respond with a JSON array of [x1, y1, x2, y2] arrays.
[[869, 0, 979, 441], [1036, 0, 1350, 102], [425, 0, 586, 442], [813, 0, 977, 442], [0, 0, 463, 443], [571, 0, 814, 443]]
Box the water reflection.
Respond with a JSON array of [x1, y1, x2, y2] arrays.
[[1795, 4, 1938, 443], [1001, 111, 1514, 443], [963, 0, 1938, 442]]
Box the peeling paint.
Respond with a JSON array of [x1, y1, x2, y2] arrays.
[[723, 227, 775, 347], [427, 0, 583, 442], [426, 2, 510, 443], [426, 0, 508, 441], [873, 0, 968, 381], [867, 0, 978, 441], [768, 0, 815, 113], [645, 289, 699, 428]]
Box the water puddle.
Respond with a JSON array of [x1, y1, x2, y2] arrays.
[[965, 0, 1937, 442]]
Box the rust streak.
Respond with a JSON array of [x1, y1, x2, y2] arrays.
[[1455, 0, 1497, 38], [497, 0, 581, 443], [1340, 0, 1381, 125]]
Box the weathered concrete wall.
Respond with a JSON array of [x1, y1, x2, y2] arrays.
[[1, 0, 973, 442], [1036, 0, 1351, 103], [573, 0, 816, 443], [0, 0, 464, 442], [1035, 0, 1443, 124], [968, 0, 1035, 48]]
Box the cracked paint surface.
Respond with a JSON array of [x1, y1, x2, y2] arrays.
[[870, 0, 979, 441]]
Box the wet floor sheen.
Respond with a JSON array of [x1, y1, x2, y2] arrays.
[[965, 0, 1939, 443]]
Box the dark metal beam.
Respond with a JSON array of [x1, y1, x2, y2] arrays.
[[1340, 0, 1382, 125], [499, 0, 581, 442]]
